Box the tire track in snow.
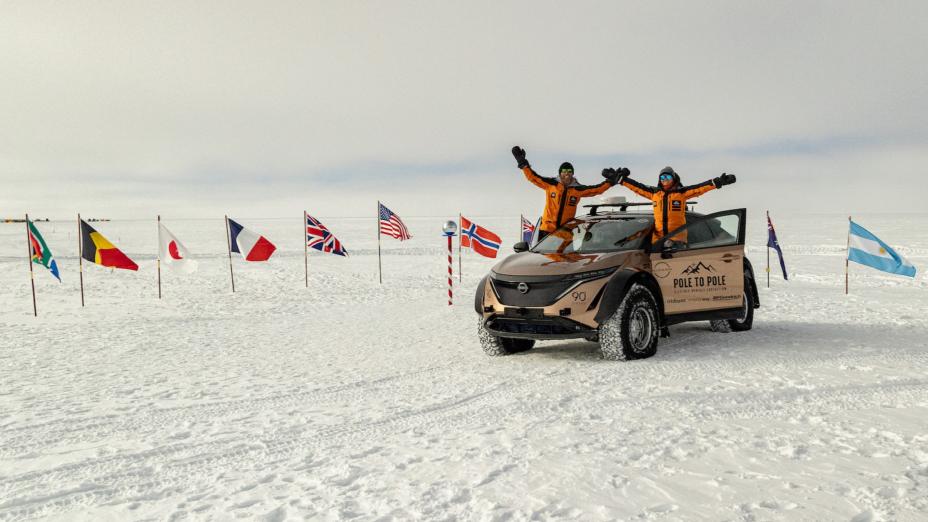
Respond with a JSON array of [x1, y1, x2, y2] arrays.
[[3, 369, 927, 520], [0, 362, 463, 458]]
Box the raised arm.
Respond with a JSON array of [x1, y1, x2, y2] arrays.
[[618, 174, 657, 199], [512, 146, 557, 189], [680, 173, 736, 199]]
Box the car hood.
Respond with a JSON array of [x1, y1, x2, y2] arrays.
[[491, 250, 642, 278]]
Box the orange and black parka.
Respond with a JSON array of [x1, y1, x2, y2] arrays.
[[522, 167, 614, 233], [620, 171, 717, 240]]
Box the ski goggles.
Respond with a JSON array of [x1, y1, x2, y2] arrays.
[[659, 173, 675, 181], [560, 168, 574, 174]]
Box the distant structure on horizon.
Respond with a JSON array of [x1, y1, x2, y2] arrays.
[[3, 218, 50, 223]]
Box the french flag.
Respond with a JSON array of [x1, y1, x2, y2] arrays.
[[227, 218, 277, 262]]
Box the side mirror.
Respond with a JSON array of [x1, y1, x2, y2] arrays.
[[513, 241, 529, 253], [660, 239, 677, 259]]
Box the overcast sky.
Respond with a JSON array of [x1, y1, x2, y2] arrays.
[[2, 1, 926, 219]]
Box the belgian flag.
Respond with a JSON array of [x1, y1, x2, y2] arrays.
[[80, 220, 138, 271]]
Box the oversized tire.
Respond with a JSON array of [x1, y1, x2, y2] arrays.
[[477, 319, 535, 356], [599, 283, 660, 361], [710, 280, 754, 333]]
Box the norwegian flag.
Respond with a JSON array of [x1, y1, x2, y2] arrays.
[[461, 216, 501, 258], [521, 215, 536, 244], [306, 213, 348, 256], [379, 202, 412, 241]]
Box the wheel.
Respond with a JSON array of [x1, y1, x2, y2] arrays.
[[477, 319, 535, 356], [598, 283, 660, 361], [729, 284, 755, 331], [709, 280, 754, 333]]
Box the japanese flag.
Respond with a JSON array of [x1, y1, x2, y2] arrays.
[[158, 222, 198, 274]]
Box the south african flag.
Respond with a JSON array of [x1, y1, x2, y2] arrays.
[[28, 220, 61, 281]]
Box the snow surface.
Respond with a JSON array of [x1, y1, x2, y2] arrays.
[[1, 212, 927, 521]]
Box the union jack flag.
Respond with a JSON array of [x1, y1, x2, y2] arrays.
[[379, 202, 412, 241], [521, 215, 536, 244], [306, 213, 348, 256]]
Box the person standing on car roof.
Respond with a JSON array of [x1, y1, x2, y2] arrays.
[[605, 166, 736, 242], [512, 146, 622, 241]]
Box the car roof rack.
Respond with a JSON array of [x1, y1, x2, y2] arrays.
[[584, 201, 698, 216]]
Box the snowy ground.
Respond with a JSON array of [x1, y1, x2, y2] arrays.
[[1, 211, 927, 521]]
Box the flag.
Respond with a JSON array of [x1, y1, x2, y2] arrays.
[[461, 216, 502, 258], [159, 222, 198, 273], [379, 203, 412, 241], [306, 214, 348, 256], [28, 220, 61, 281], [227, 218, 276, 261], [847, 220, 916, 277], [80, 220, 138, 270], [521, 215, 536, 244], [766, 211, 788, 280]]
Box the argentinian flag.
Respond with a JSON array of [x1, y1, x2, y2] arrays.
[[848, 220, 916, 278]]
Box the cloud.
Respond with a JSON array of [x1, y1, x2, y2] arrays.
[[1, 1, 926, 218]]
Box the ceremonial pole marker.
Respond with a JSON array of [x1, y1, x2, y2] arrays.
[[442, 220, 458, 306]]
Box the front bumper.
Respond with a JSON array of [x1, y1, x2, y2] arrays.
[[483, 311, 597, 340]]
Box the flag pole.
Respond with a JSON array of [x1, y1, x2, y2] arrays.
[[157, 215, 162, 299], [25, 213, 37, 317], [303, 211, 308, 288], [458, 212, 462, 283], [766, 210, 770, 289], [845, 215, 851, 295], [78, 213, 85, 307], [225, 215, 236, 293], [377, 201, 383, 284]]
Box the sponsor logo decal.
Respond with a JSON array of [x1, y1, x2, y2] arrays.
[[682, 261, 715, 274], [654, 262, 672, 278], [673, 261, 727, 289], [672, 200, 682, 210], [569, 196, 578, 205]]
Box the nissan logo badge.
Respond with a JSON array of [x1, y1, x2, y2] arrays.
[[517, 282, 529, 294]]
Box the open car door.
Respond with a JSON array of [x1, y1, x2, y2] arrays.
[[649, 209, 746, 317]]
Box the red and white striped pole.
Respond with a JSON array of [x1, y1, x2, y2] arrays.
[[442, 220, 458, 306], [447, 234, 453, 305]]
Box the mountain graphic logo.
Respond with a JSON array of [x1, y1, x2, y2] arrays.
[[681, 261, 716, 275]]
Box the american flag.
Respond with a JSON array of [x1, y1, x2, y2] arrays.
[[306, 213, 348, 256], [521, 215, 536, 243], [379, 202, 412, 241]]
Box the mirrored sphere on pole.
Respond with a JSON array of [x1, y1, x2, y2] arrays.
[[442, 220, 458, 236]]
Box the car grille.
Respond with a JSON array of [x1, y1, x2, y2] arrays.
[[490, 278, 577, 307]]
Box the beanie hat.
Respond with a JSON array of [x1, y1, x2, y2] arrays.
[[658, 166, 680, 185], [559, 162, 574, 173]]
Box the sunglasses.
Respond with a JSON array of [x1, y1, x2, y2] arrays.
[[659, 174, 674, 181], [560, 169, 574, 174]]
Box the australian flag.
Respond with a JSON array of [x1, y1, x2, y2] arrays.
[[306, 213, 348, 256], [767, 211, 788, 280]]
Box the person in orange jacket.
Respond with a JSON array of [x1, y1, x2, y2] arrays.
[[512, 146, 619, 240], [605, 165, 736, 242]]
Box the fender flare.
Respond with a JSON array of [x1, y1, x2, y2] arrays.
[[474, 275, 489, 314], [593, 269, 665, 325], [743, 257, 760, 308]]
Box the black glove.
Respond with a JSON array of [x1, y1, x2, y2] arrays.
[[713, 172, 736, 188], [511, 146, 530, 169], [602, 167, 629, 184]]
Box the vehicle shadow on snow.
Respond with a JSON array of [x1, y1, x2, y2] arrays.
[[522, 320, 925, 362]]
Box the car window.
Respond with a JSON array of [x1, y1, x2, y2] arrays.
[[532, 217, 653, 254], [662, 213, 742, 251]]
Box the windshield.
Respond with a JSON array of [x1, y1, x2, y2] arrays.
[[532, 217, 653, 254]]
